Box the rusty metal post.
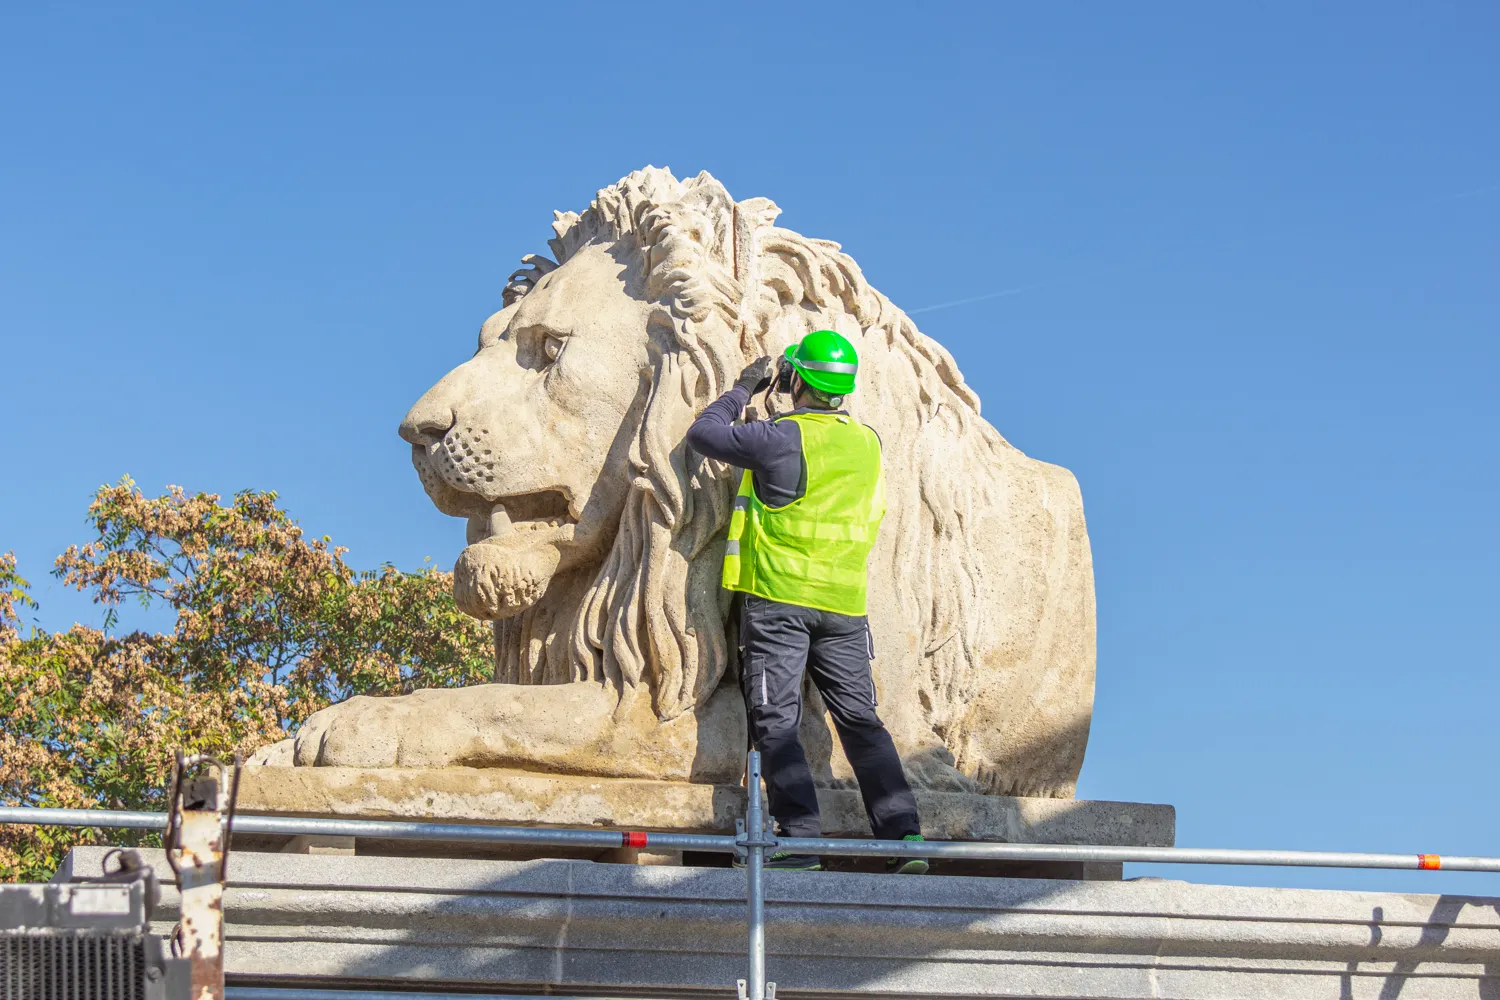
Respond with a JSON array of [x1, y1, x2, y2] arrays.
[[165, 752, 241, 1000]]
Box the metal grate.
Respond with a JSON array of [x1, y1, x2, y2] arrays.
[[0, 932, 147, 1000]]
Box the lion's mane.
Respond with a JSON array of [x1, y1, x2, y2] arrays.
[[492, 167, 1044, 789]]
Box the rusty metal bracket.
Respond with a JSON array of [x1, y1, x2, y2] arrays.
[[165, 751, 242, 1000]]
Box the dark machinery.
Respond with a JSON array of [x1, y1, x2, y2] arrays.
[[0, 847, 190, 999]]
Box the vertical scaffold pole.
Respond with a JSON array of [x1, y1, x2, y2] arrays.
[[739, 749, 774, 1000]]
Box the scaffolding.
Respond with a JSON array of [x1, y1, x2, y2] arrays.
[[3, 750, 1498, 1000]]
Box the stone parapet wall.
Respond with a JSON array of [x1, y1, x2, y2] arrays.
[[60, 847, 1500, 999]]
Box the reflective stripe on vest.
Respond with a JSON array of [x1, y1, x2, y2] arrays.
[[720, 412, 884, 616]]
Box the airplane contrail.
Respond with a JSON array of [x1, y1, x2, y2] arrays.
[[906, 286, 1027, 315], [1428, 181, 1500, 205]]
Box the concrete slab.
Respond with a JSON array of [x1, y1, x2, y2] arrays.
[[61, 847, 1500, 999]]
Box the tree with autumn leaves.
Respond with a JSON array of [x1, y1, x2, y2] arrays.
[[0, 477, 491, 881]]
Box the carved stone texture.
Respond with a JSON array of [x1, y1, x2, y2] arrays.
[[287, 167, 1097, 800], [233, 766, 1173, 849]]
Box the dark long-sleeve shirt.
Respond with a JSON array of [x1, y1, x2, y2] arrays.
[[686, 385, 818, 508]]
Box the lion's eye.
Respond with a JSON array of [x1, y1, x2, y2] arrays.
[[543, 335, 564, 362]]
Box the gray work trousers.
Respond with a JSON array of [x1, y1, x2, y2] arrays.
[[738, 593, 921, 840]]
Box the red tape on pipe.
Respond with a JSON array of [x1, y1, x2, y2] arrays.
[[1418, 854, 1442, 870], [623, 831, 648, 848]]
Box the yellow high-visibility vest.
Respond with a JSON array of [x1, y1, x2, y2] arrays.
[[721, 412, 885, 616]]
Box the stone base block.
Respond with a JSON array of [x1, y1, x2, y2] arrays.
[[236, 765, 1173, 839], [277, 834, 355, 856], [59, 847, 1500, 999]]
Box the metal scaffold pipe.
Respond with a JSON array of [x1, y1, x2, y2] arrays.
[[739, 749, 772, 1000], [771, 838, 1500, 872], [226, 992, 640, 1000], [2, 800, 1498, 873], [0, 806, 168, 832]]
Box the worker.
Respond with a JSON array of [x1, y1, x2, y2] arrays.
[[686, 330, 927, 874]]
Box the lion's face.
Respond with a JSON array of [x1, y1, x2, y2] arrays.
[[399, 241, 654, 619]]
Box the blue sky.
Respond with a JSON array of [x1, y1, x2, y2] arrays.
[[2, 3, 1495, 894]]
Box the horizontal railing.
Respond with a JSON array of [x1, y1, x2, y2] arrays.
[[224, 992, 639, 1000], [2, 805, 1497, 872]]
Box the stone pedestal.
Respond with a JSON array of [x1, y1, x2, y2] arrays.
[[59, 847, 1500, 999], [231, 765, 1173, 879]]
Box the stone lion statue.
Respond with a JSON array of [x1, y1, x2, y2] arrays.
[[290, 167, 1096, 798]]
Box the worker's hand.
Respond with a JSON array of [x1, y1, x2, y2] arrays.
[[735, 356, 776, 394]]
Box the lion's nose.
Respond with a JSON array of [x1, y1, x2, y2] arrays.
[[399, 394, 457, 447]]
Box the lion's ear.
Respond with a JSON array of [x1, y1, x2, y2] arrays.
[[737, 197, 781, 229]]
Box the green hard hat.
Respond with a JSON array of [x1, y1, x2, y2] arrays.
[[786, 329, 859, 396]]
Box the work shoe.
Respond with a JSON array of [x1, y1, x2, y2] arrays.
[[887, 834, 929, 875], [733, 851, 822, 871]]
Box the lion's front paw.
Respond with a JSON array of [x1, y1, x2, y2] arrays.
[[293, 696, 403, 767]]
